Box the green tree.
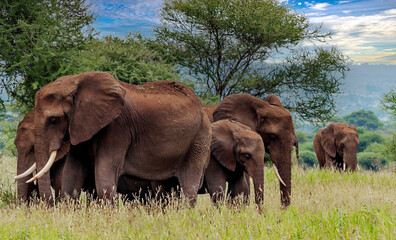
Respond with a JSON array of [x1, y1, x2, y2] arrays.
[[358, 131, 385, 153], [0, 0, 96, 113], [380, 88, 396, 161], [66, 34, 179, 84], [154, 0, 349, 123], [343, 110, 382, 130]]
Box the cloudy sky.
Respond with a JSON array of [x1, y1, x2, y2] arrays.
[[92, 0, 396, 65]]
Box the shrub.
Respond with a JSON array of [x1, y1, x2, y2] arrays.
[[358, 131, 385, 152], [358, 152, 388, 171], [300, 151, 318, 167]]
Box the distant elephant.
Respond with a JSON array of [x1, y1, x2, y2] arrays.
[[213, 93, 296, 207], [314, 123, 359, 171], [14, 110, 96, 202], [19, 72, 211, 206], [204, 119, 265, 204]]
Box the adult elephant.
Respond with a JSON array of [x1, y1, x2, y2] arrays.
[[14, 110, 97, 202], [213, 93, 296, 207], [204, 119, 265, 204], [22, 72, 211, 205], [14, 110, 70, 202], [314, 123, 359, 171]]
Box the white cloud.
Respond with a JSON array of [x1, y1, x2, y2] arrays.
[[309, 9, 396, 64], [342, 10, 351, 14], [310, 3, 331, 11]]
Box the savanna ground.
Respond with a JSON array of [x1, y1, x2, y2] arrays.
[[0, 156, 395, 239]]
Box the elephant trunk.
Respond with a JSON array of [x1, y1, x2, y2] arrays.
[[270, 141, 292, 207], [16, 152, 37, 202], [344, 152, 358, 172], [252, 166, 264, 205], [34, 135, 55, 205]]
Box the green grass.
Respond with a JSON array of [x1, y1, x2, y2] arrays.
[[0, 156, 395, 239]]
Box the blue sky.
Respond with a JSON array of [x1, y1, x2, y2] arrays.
[[92, 0, 396, 65]]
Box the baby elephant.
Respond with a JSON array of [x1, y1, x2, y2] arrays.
[[204, 119, 265, 204]]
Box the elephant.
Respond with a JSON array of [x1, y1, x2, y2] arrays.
[[203, 119, 265, 204], [213, 93, 296, 207], [202, 104, 218, 122], [14, 110, 97, 202], [18, 72, 211, 206], [314, 123, 359, 171]]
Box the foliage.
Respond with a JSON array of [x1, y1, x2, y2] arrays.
[[0, 105, 21, 156], [0, 0, 96, 113], [299, 150, 317, 167], [154, 0, 349, 123], [65, 34, 179, 84], [381, 88, 396, 119], [358, 131, 385, 153], [343, 110, 383, 130], [383, 134, 396, 162], [295, 131, 307, 144], [358, 152, 388, 171]]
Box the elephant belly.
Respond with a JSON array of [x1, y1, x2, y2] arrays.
[[123, 141, 191, 181]]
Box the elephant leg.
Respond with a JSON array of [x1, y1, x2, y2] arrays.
[[61, 149, 85, 198], [228, 172, 250, 204], [176, 121, 211, 207], [205, 159, 227, 204]]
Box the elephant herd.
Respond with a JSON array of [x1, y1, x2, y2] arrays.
[[13, 71, 359, 209]]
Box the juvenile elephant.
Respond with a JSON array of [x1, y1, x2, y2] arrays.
[[18, 72, 211, 205], [204, 119, 265, 204], [213, 93, 296, 207], [314, 123, 359, 171]]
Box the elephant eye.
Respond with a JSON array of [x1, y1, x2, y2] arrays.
[[340, 143, 345, 149], [48, 117, 57, 125], [243, 153, 251, 159], [268, 134, 277, 140]]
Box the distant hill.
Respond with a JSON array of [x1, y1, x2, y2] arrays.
[[335, 64, 396, 121]]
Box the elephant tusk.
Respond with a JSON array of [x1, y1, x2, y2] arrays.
[[273, 164, 286, 187], [14, 163, 37, 180], [343, 162, 346, 171], [26, 151, 57, 183], [357, 164, 361, 171]]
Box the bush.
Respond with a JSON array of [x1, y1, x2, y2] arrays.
[[358, 152, 388, 171], [358, 131, 385, 152], [300, 151, 318, 167], [295, 131, 307, 144], [300, 142, 315, 152]]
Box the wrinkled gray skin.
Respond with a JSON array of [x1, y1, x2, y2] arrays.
[[31, 72, 211, 206], [203, 120, 265, 204], [314, 123, 359, 171]]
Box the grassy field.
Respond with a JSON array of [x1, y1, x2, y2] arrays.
[[0, 156, 395, 239]]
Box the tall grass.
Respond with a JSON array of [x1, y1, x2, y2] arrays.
[[0, 156, 395, 239]]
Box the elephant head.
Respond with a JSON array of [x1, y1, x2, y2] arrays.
[[213, 94, 295, 207], [14, 110, 70, 202], [211, 119, 265, 204], [318, 123, 359, 171], [24, 72, 125, 203], [265, 94, 299, 164]]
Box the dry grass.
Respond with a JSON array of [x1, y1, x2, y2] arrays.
[[0, 156, 395, 239]]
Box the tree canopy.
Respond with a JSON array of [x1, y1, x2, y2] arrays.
[[0, 0, 96, 112], [154, 0, 350, 123], [343, 110, 382, 130]]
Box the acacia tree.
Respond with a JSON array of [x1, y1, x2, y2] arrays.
[[0, 0, 96, 112], [154, 0, 349, 123]]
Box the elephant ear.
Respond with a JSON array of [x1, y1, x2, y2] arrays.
[[69, 72, 126, 145], [349, 124, 357, 132], [321, 123, 336, 158], [213, 94, 263, 130], [211, 120, 237, 171], [265, 94, 283, 108]]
